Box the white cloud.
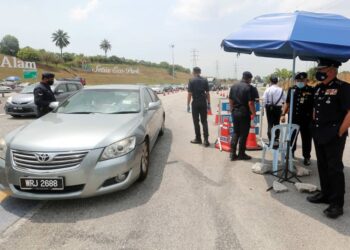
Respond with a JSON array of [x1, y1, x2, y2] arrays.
[[173, 0, 347, 21], [277, 0, 342, 12], [173, 0, 251, 21], [70, 0, 99, 21]]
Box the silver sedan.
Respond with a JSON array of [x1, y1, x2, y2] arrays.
[[0, 85, 165, 199]]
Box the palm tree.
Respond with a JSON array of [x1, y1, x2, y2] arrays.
[[52, 29, 70, 58], [100, 39, 112, 57]]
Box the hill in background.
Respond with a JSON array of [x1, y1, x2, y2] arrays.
[[0, 54, 192, 85]]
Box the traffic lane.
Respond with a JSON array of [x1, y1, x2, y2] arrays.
[[0, 91, 242, 250]]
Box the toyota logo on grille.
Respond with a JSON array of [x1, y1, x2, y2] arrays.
[[35, 153, 53, 163]]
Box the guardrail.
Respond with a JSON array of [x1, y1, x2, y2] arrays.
[[0, 90, 12, 97]]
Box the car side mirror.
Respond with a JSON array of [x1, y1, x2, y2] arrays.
[[56, 89, 64, 95], [49, 102, 59, 109], [147, 101, 160, 111]]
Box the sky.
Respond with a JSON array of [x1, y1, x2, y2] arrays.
[[1, 0, 350, 78]]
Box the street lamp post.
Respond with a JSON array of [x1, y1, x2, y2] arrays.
[[170, 44, 175, 80]]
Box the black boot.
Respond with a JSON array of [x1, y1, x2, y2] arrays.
[[306, 192, 329, 204], [190, 138, 202, 144], [203, 138, 210, 147], [238, 153, 252, 160], [323, 205, 343, 219], [303, 158, 311, 166]]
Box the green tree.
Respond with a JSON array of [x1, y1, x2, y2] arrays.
[[52, 29, 70, 57], [39, 51, 55, 65], [17, 47, 40, 61], [274, 68, 292, 80], [52, 54, 64, 67], [307, 67, 317, 82], [0, 35, 20, 56], [100, 39, 112, 57]]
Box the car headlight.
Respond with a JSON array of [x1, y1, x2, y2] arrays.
[[0, 138, 7, 160], [100, 136, 136, 161], [6, 96, 12, 104]]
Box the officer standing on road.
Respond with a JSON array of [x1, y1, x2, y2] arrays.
[[229, 71, 256, 161], [187, 67, 210, 147], [34, 72, 56, 117], [281, 72, 314, 165], [263, 76, 285, 142], [307, 59, 350, 219]]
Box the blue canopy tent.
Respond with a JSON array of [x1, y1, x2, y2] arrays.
[[221, 11, 350, 187], [221, 11, 350, 62]]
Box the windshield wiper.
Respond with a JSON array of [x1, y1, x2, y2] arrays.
[[64, 112, 95, 114], [110, 111, 139, 114]]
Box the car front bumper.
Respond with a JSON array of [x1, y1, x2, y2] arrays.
[[5, 103, 38, 116], [0, 144, 143, 200]]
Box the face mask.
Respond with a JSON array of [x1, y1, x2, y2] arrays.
[[315, 71, 328, 81], [48, 80, 54, 85], [296, 82, 305, 88]]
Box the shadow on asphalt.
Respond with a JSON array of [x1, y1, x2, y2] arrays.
[[9, 128, 172, 224], [263, 158, 350, 236]]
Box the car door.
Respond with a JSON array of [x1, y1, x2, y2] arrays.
[[54, 83, 69, 103], [146, 88, 163, 134], [66, 83, 81, 97], [143, 88, 158, 148]]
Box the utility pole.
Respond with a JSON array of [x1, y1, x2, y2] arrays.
[[170, 44, 175, 79], [234, 61, 238, 80], [190, 49, 199, 68], [216, 60, 219, 79]]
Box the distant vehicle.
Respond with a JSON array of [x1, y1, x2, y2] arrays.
[[150, 85, 164, 94], [0, 85, 165, 199], [0, 85, 12, 91], [163, 85, 173, 92], [56, 77, 86, 86], [5, 81, 83, 117]]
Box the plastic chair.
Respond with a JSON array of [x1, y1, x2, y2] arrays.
[[260, 124, 300, 173]]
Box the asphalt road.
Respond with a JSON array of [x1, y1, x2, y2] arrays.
[[0, 91, 350, 249]]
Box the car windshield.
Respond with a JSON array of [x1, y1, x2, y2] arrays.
[[20, 84, 38, 94], [56, 89, 141, 114]]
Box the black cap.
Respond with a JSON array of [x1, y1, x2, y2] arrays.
[[316, 58, 342, 69], [42, 72, 55, 79], [193, 67, 201, 73], [242, 71, 253, 79], [270, 75, 278, 84], [295, 72, 308, 80]]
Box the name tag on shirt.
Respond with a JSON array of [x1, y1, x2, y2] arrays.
[[325, 89, 338, 95]]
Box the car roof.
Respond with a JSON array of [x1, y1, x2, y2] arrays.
[[84, 84, 144, 90]]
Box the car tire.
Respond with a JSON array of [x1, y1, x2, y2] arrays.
[[159, 115, 165, 136], [138, 141, 149, 182]]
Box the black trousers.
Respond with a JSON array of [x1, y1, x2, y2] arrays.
[[314, 135, 347, 207], [291, 121, 312, 159], [191, 103, 208, 140], [231, 112, 250, 156], [266, 105, 282, 141]]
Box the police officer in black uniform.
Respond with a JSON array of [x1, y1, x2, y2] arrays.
[[229, 71, 256, 161], [281, 72, 314, 165], [187, 67, 210, 147], [307, 59, 350, 219], [34, 72, 56, 117]]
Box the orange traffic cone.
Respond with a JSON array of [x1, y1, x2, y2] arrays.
[[246, 116, 262, 151]]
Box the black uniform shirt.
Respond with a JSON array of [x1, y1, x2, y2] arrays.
[[188, 76, 209, 106], [313, 78, 350, 144], [34, 83, 56, 111], [250, 84, 259, 102], [286, 85, 314, 123], [229, 81, 253, 116]]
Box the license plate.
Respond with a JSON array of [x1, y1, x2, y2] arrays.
[[20, 177, 64, 190], [14, 107, 23, 110]]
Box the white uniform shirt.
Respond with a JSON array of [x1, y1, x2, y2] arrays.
[[263, 84, 286, 106]]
